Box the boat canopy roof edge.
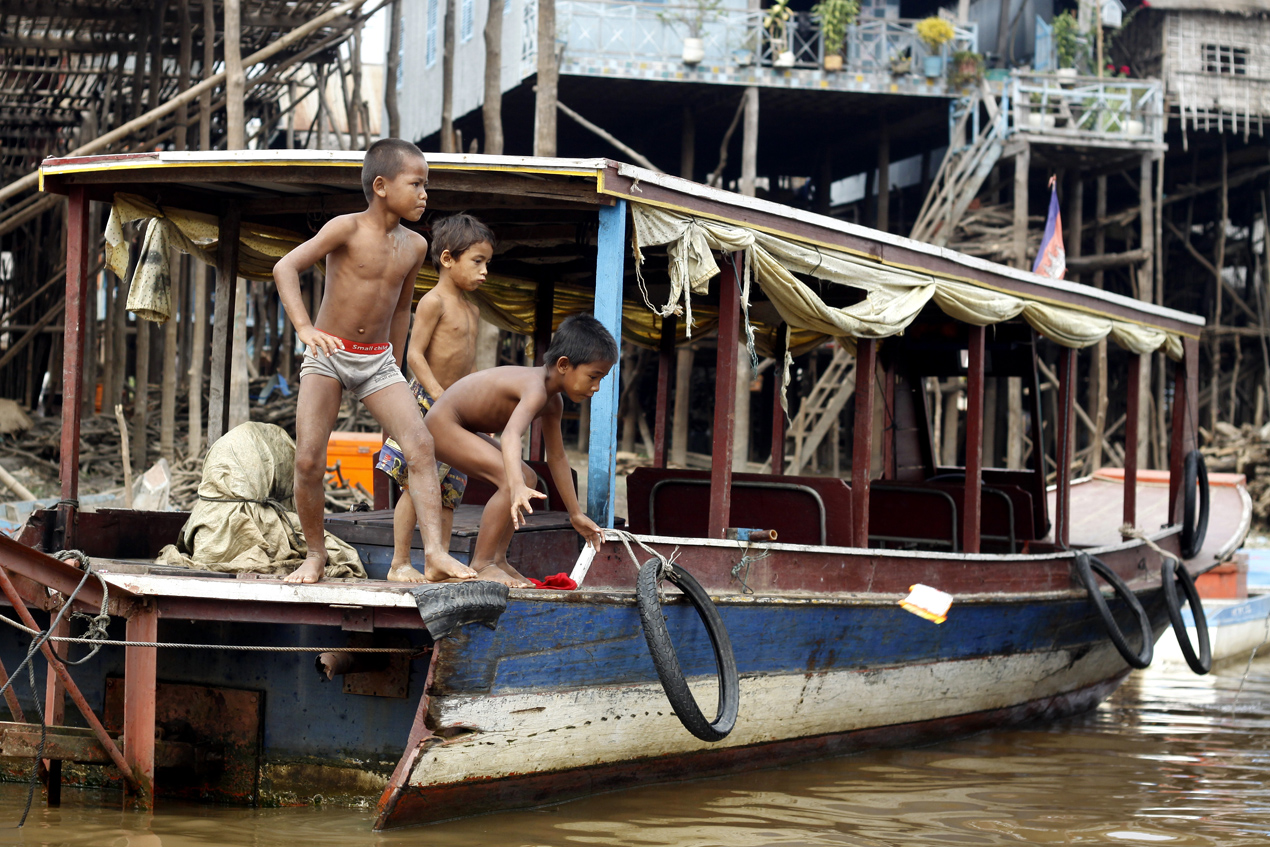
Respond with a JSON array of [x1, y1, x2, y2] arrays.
[[39, 150, 1203, 350]]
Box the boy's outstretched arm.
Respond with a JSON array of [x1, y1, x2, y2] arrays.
[[541, 397, 603, 549], [501, 392, 549, 529], [404, 295, 446, 397], [273, 217, 356, 357]]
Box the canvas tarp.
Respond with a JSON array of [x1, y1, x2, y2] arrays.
[[156, 422, 366, 579]]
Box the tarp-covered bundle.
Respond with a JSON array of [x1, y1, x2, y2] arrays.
[[157, 422, 366, 579]]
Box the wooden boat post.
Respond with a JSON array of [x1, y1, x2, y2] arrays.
[[587, 200, 626, 528], [529, 277, 556, 462], [653, 315, 677, 468], [1125, 353, 1142, 529], [124, 605, 158, 806], [964, 325, 986, 553], [1055, 347, 1077, 548], [708, 255, 742, 539], [770, 325, 786, 476], [58, 186, 90, 552], [852, 339, 877, 546]]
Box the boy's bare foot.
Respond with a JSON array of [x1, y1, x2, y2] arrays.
[[386, 561, 429, 583], [422, 551, 479, 583], [285, 554, 326, 584], [471, 564, 527, 587]]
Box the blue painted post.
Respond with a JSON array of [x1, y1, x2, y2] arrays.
[[587, 200, 627, 527]]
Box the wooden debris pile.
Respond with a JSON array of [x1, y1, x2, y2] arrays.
[[1203, 421, 1270, 528], [946, 203, 1044, 265], [0, 376, 381, 513]]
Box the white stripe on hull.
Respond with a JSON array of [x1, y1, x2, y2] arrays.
[[409, 644, 1129, 788]]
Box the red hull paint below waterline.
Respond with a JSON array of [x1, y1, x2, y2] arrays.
[[373, 673, 1126, 829]]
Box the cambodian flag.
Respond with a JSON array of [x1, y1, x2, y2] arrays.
[[1031, 176, 1066, 280]]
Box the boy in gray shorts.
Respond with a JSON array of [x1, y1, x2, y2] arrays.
[[272, 139, 478, 585]]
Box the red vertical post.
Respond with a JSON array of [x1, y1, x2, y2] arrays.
[[59, 186, 90, 551], [1169, 338, 1200, 523], [852, 339, 877, 547], [1055, 346, 1077, 549], [1124, 353, 1141, 530], [963, 325, 986, 554], [529, 278, 556, 462], [770, 325, 787, 476], [708, 255, 741, 539], [124, 605, 158, 808], [653, 315, 676, 468]]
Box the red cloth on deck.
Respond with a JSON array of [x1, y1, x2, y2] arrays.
[[528, 573, 577, 590]]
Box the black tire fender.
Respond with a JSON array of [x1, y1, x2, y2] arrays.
[[1074, 552, 1153, 669], [636, 558, 740, 742], [1180, 450, 1210, 560], [1162, 557, 1212, 675]]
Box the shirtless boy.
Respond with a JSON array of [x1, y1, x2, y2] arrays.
[[273, 138, 477, 585], [424, 314, 617, 586], [374, 213, 493, 582]]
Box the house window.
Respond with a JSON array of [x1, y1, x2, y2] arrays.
[[1203, 44, 1248, 75], [461, 0, 475, 42], [426, 0, 439, 68]]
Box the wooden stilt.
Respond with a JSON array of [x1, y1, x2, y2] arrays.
[[188, 264, 208, 457], [733, 338, 751, 472], [964, 325, 985, 553], [160, 250, 180, 462], [653, 315, 677, 468], [770, 326, 787, 476], [739, 87, 758, 197], [229, 276, 250, 430], [1055, 346, 1076, 548], [1212, 136, 1228, 432], [533, 0, 557, 156], [876, 116, 890, 233], [671, 345, 692, 467], [1013, 145, 1030, 270], [586, 201, 626, 528], [1006, 376, 1022, 469], [708, 255, 742, 539], [529, 278, 556, 462], [1125, 353, 1141, 529], [134, 320, 150, 475], [1068, 173, 1083, 283], [1170, 338, 1201, 522], [208, 204, 241, 445], [851, 339, 877, 547], [123, 605, 158, 807]]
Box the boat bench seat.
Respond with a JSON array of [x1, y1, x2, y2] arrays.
[[625, 468, 854, 547], [869, 480, 1035, 552]]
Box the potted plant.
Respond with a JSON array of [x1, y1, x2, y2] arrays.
[[916, 16, 955, 77], [660, 0, 724, 65], [812, 0, 859, 72], [764, 0, 796, 67], [1053, 10, 1080, 78], [949, 49, 984, 86]]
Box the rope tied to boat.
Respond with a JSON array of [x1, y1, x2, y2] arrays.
[[1118, 524, 1177, 564], [52, 549, 112, 665]]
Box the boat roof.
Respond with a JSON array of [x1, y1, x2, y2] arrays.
[[38, 149, 1204, 337]]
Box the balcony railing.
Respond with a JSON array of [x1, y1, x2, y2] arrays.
[[1010, 71, 1165, 144], [550, 0, 976, 76]]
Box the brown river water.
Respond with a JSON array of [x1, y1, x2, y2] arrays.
[[0, 657, 1268, 846]]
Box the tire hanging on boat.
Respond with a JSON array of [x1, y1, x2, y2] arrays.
[[1073, 552, 1153, 669], [1180, 450, 1210, 560], [636, 558, 739, 742], [1161, 557, 1212, 675]]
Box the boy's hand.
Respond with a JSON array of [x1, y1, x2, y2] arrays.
[[510, 485, 548, 529], [571, 512, 604, 550], [299, 327, 345, 357]]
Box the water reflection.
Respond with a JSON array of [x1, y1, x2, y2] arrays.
[[0, 658, 1267, 846]]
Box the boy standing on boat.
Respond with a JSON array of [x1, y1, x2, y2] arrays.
[[373, 213, 494, 583], [424, 314, 615, 586], [273, 139, 477, 585]]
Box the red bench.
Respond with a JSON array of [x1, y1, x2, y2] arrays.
[[625, 468, 854, 547]]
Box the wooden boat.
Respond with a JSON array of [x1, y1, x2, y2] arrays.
[[0, 150, 1246, 828]]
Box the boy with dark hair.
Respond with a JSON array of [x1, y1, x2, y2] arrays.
[[273, 139, 478, 585], [375, 213, 495, 582], [424, 314, 617, 586]]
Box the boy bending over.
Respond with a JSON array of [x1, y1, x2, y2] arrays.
[[375, 213, 493, 582], [425, 314, 616, 586], [273, 138, 477, 585]]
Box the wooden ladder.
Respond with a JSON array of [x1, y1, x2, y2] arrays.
[[910, 84, 1008, 247], [785, 345, 856, 475]]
